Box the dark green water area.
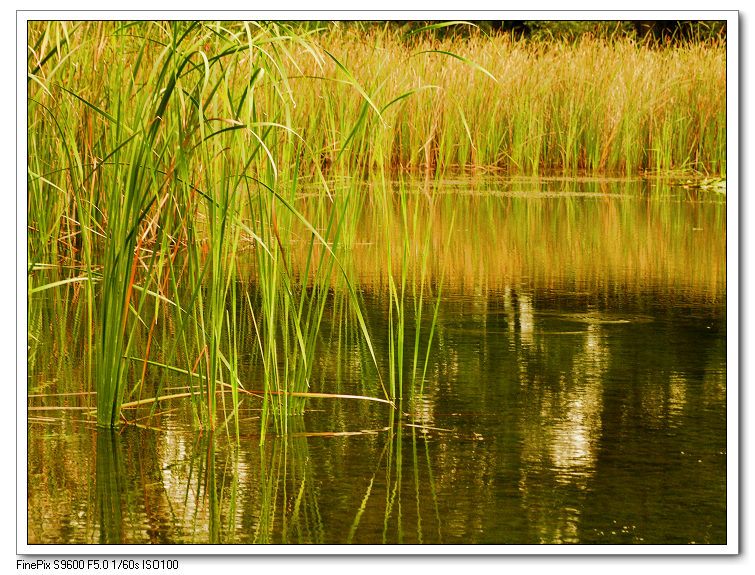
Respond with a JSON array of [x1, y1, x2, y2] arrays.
[[27, 176, 727, 545]]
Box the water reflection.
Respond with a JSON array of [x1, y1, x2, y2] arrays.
[[95, 431, 125, 544], [28, 415, 451, 544], [512, 301, 605, 542], [27, 176, 726, 545]]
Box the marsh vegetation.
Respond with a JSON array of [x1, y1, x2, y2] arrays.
[[27, 20, 727, 545]]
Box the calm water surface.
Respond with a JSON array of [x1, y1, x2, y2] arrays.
[[27, 176, 727, 545]]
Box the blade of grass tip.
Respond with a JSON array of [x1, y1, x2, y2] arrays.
[[28, 73, 53, 98], [402, 21, 478, 38], [323, 49, 388, 127], [56, 84, 132, 133], [129, 284, 181, 309], [379, 85, 439, 115], [241, 121, 308, 183], [412, 50, 499, 84], [29, 274, 100, 294]]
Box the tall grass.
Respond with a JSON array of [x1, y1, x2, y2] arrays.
[[27, 21, 392, 430], [272, 25, 727, 175], [27, 20, 726, 431]]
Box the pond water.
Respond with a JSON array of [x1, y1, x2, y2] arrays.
[[27, 176, 727, 546]]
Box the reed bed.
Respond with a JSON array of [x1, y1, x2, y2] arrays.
[[274, 25, 726, 175], [27, 20, 726, 431]]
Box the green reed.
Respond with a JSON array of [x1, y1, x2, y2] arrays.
[[26, 21, 363, 430], [27, 19, 726, 434]]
